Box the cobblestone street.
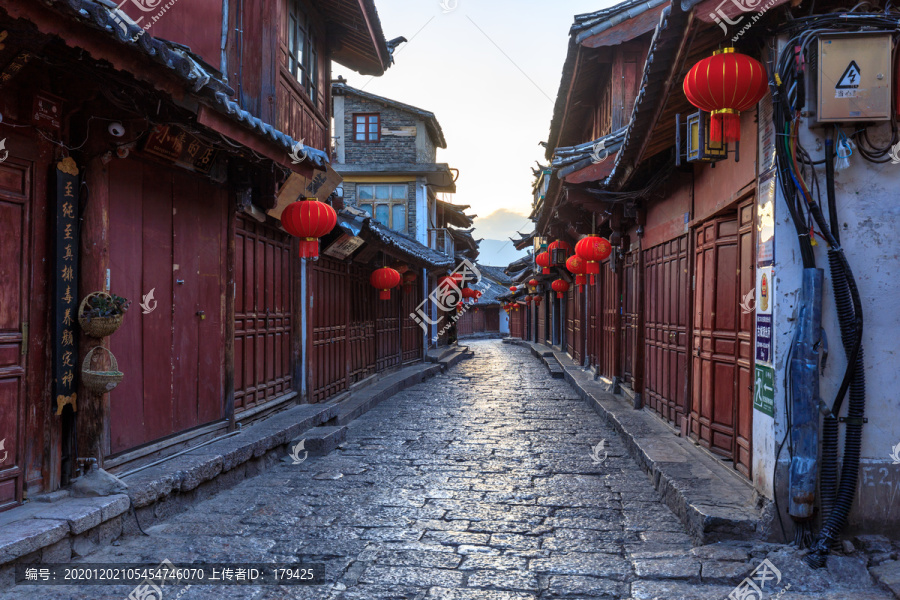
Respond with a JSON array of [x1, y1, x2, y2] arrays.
[[2, 341, 892, 600]]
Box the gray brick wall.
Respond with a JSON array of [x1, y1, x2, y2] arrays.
[[342, 96, 437, 165]]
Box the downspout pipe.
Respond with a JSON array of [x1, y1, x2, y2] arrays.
[[788, 268, 824, 524]]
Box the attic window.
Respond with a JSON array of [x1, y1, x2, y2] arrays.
[[288, 0, 318, 104], [354, 114, 380, 142]]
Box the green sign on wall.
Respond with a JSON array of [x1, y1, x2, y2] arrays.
[[754, 364, 775, 417]]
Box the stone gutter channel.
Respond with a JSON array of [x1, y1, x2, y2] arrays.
[[0, 346, 473, 588]]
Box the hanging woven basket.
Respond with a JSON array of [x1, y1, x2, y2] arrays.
[[78, 292, 126, 338], [81, 346, 124, 394]]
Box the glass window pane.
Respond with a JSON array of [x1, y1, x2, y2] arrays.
[[359, 203, 372, 216], [368, 116, 378, 124], [357, 186, 374, 200], [369, 133, 378, 141], [375, 204, 390, 227], [375, 185, 390, 200], [356, 123, 366, 133], [392, 185, 407, 200], [392, 204, 406, 232], [369, 123, 379, 133]]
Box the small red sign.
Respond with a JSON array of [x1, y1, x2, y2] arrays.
[[32, 93, 63, 132]]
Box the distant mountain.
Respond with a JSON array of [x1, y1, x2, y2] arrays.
[[477, 239, 528, 267]]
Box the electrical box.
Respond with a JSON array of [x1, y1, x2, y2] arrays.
[[809, 32, 893, 125]]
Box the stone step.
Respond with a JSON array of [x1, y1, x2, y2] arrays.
[[290, 425, 347, 457]]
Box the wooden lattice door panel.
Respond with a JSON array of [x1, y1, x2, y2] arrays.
[[308, 258, 348, 403], [348, 266, 376, 385], [599, 262, 619, 379], [621, 250, 638, 384], [376, 288, 401, 372], [690, 216, 740, 458], [234, 216, 293, 411], [643, 236, 690, 427], [735, 198, 756, 478], [401, 282, 423, 363]]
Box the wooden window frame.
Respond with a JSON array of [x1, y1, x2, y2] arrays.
[[354, 113, 381, 143], [357, 184, 408, 233], [288, 0, 319, 105]]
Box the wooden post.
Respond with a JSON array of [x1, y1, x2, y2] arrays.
[[224, 198, 236, 430], [77, 157, 110, 468]]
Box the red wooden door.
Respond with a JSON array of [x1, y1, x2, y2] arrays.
[[589, 277, 600, 367], [348, 265, 376, 385], [474, 307, 485, 333], [690, 216, 740, 458], [735, 199, 755, 478], [565, 291, 575, 356], [376, 284, 401, 371], [308, 257, 348, 402], [485, 307, 499, 332], [0, 158, 30, 510], [600, 261, 619, 379], [401, 281, 423, 363], [109, 160, 226, 454], [573, 285, 584, 364], [234, 216, 293, 411], [644, 235, 690, 427], [621, 250, 638, 385], [537, 299, 546, 342]]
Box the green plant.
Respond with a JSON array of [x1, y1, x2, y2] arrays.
[[81, 294, 131, 322]]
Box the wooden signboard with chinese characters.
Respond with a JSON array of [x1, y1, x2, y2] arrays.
[[143, 124, 218, 174], [54, 159, 79, 415], [268, 162, 342, 220]]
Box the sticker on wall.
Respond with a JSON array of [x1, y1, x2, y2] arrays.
[[754, 364, 775, 417], [756, 171, 776, 267], [755, 266, 774, 364]]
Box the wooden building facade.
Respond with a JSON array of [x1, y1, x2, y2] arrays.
[[0, 0, 391, 509]]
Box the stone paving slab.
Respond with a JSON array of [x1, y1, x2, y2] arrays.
[[0, 341, 894, 599]]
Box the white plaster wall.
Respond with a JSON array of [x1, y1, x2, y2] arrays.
[[762, 115, 900, 529], [333, 96, 345, 165], [416, 183, 428, 246], [500, 310, 510, 335]]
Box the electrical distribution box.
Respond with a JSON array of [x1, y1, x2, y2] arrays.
[[808, 32, 893, 125]]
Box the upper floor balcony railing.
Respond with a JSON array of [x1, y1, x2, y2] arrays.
[[429, 228, 455, 258]]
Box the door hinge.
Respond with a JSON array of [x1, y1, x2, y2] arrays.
[[21, 322, 28, 356]]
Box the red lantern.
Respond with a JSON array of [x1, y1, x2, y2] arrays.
[[683, 48, 768, 143], [528, 278, 539, 289], [370, 267, 402, 300], [548, 240, 572, 266], [535, 295, 542, 306], [281, 198, 337, 260], [403, 271, 417, 294], [551, 279, 570, 299], [536, 251, 551, 274], [462, 287, 478, 304], [509, 286, 517, 293], [566, 255, 587, 290], [575, 235, 612, 285]]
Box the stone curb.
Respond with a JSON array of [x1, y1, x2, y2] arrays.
[[508, 338, 766, 545]]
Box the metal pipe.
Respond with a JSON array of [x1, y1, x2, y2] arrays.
[[119, 425, 243, 479]]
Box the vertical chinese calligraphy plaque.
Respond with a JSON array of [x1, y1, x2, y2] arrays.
[[54, 158, 79, 415]]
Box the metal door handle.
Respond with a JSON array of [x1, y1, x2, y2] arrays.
[[176, 279, 185, 285], [196, 311, 206, 320]]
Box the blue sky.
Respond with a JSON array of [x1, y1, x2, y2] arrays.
[[333, 0, 619, 264]]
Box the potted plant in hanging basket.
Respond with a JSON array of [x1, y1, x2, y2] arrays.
[[81, 346, 124, 394], [78, 292, 131, 338]]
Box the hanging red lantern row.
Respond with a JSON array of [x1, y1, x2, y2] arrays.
[[566, 255, 587, 291], [370, 267, 401, 300], [280, 198, 337, 260], [683, 48, 768, 143], [535, 251, 551, 274], [575, 235, 612, 285], [462, 287, 479, 304], [551, 279, 570, 298]]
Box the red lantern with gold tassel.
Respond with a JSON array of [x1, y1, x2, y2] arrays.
[[528, 278, 539, 292], [683, 48, 768, 143], [575, 235, 612, 285], [566, 255, 587, 291], [280, 198, 337, 260], [551, 279, 570, 299], [535, 251, 551, 275], [370, 268, 401, 300]]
